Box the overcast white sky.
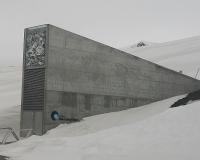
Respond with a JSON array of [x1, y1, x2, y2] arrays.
[[0, 0, 200, 66]]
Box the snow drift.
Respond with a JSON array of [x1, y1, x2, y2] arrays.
[[1, 96, 200, 160]]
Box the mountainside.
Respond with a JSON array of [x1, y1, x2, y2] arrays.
[[122, 36, 200, 79], [0, 67, 21, 134]]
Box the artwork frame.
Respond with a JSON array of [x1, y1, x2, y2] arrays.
[[24, 26, 47, 69]]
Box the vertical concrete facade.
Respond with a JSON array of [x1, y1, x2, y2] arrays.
[[21, 24, 200, 136]]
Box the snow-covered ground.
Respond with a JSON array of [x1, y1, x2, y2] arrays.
[[122, 36, 200, 79], [0, 36, 200, 160], [0, 66, 21, 134], [1, 96, 200, 160]]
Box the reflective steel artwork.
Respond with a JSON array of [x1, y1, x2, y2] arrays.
[[25, 28, 46, 68]]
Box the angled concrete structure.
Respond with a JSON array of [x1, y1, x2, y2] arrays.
[[20, 24, 200, 136]]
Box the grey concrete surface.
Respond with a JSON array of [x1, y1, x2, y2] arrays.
[[21, 24, 200, 136]]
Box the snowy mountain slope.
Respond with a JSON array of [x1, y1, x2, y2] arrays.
[[0, 67, 21, 112], [122, 36, 200, 79], [0, 67, 21, 135], [1, 97, 200, 160]]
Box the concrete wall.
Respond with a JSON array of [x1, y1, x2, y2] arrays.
[[43, 24, 200, 132], [20, 24, 200, 135], [21, 25, 47, 137]]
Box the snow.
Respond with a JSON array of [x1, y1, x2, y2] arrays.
[[122, 36, 200, 79], [0, 35, 200, 159], [1, 96, 200, 160], [0, 67, 21, 134]]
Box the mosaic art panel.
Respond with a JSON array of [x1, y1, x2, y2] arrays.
[[25, 27, 46, 68]]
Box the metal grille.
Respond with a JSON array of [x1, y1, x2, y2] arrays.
[[23, 68, 45, 110]]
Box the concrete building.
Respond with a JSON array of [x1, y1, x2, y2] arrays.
[[20, 24, 200, 136]]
